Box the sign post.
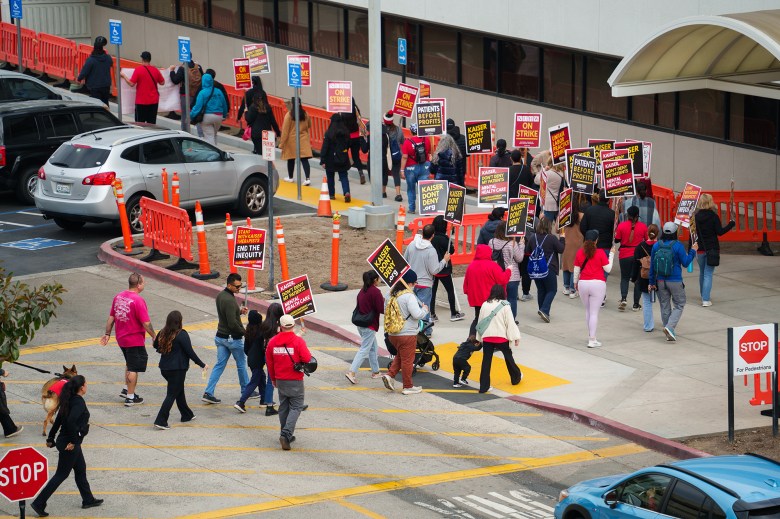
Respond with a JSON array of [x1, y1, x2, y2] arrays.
[[178, 36, 191, 132], [0, 446, 49, 519], [398, 37, 407, 127], [286, 59, 303, 200], [109, 19, 123, 122], [11, 0, 22, 74]]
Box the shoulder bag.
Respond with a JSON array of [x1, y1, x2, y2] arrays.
[[351, 303, 375, 328], [192, 87, 214, 124], [475, 301, 509, 337]]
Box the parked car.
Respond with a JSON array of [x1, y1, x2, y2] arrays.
[[554, 453, 780, 519], [0, 100, 124, 204], [35, 127, 279, 231], [0, 70, 105, 106]]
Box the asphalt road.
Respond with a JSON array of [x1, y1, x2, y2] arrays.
[[0, 192, 313, 276]]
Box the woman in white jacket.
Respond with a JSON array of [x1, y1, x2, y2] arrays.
[[476, 284, 522, 393]]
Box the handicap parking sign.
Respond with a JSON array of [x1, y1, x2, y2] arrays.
[[178, 36, 191, 63], [109, 19, 122, 45], [10, 0, 22, 20], [287, 62, 302, 88]]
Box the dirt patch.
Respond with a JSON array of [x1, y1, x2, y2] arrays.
[[680, 425, 780, 459], [140, 214, 466, 298]]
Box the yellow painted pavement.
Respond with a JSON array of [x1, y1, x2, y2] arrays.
[[274, 177, 370, 213]]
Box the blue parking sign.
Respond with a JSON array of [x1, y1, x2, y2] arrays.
[[398, 38, 407, 66], [288, 62, 302, 88], [109, 19, 122, 45], [10, 0, 22, 19], [178, 36, 191, 63]]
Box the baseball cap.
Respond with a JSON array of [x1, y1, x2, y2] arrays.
[[279, 314, 295, 329], [140, 51, 152, 61], [409, 123, 418, 134], [402, 269, 417, 285], [383, 111, 394, 124], [585, 229, 599, 242], [663, 222, 678, 234]]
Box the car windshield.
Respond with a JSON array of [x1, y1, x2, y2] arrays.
[[49, 144, 110, 169]]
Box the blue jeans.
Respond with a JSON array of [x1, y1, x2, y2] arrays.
[[205, 336, 249, 396], [405, 163, 429, 212], [697, 253, 714, 302], [534, 272, 557, 315], [414, 285, 432, 334], [326, 170, 350, 197], [506, 280, 520, 318], [562, 270, 574, 291], [642, 291, 655, 331], [351, 327, 380, 373], [601, 248, 611, 282], [544, 210, 558, 222]]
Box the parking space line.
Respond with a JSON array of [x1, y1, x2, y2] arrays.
[[334, 498, 386, 518], [16, 210, 42, 216], [172, 443, 647, 518], [0, 220, 33, 227]]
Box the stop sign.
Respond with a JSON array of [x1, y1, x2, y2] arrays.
[[0, 447, 49, 502], [739, 329, 771, 364]]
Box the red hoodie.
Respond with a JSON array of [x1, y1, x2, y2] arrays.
[[462, 244, 511, 307], [265, 331, 312, 382]]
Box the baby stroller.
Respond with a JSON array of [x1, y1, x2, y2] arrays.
[[384, 323, 440, 374]]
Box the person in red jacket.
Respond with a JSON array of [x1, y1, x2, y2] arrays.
[[463, 244, 512, 338], [265, 315, 311, 451]]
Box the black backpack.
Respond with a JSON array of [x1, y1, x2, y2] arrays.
[[491, 241, 509, 270], [413, 139, 427, 163]]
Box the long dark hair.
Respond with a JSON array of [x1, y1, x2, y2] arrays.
[[288, 97, 307, 122], [58, 375, 86, 419], [325, 113, 348, 141], [583, 236, 597, 259], [487, 284, 506, 302], [245, 314, 263, 350], [362, 270, 379, 292], [156, 310, 183, 355], [260, 303, 284, 341], [391, 279, 410, 296]]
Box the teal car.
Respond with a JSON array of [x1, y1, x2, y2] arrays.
[[555, 454, 780, 519]]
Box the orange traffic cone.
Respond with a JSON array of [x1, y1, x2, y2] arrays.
[[317, 176, 332, 217]]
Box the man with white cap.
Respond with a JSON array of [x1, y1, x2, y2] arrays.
[[648, 222, 698, 341], [400, 123, 431, 214], [266, 314, 311, 450]]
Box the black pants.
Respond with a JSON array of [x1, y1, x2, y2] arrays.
[[135, 103, 158, 124], [619, 256, 641, 305], [468, 305, 482, 339], [33, 443, 95, 509], [431, 275, 457, 316], [479, 341, 522, 393], [0, 383, 17, 436], [349, 137, 366, 172], [155, 369, 194, 427], [89, 86, 111, 106], [286, 158, 311, 179], [384, 162, 401, 188], [519, 256, 532, 295], [453, 357, 471, 384]]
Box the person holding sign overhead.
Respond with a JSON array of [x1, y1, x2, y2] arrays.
[[320, 113, 353, 203], [400, 123, 431, 214]]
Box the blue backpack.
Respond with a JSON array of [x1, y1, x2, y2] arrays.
[[654, 241, 675, 278], [389, 137, 402, 164], [527, 234, 550, 279]]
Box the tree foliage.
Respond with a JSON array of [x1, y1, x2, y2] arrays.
[[0, 266, 66, 363]]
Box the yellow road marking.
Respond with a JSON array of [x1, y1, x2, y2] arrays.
[[275, 178, 369, 212], [57, 490, 266, 498], [62, 466, 254, 474], [335, 499, 387, 518], [174, 443, 647, 518], [266, 471, 392, 480]]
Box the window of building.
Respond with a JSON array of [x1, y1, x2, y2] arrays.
[[312, 2, 343, 59], [499, 41, 539, 100], [679, 89, 726, 139], [730, 93, 778, 149], [244, 0, 275, 42], [114, 0, 144, 12], [180, 0, 206, 27], [347, 9, 369, 65], [585, 56, 626, 119], [461, 33, 496, 91], [421, 25, 456, 84], [278, 0, 309, 50], [211, 0, 240, 34], [383, 17, 419, 75], [543, 49, 581, 109], [147, 1, 175, 21], [631, 93, 675, 128]]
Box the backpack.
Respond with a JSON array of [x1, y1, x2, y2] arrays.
[[389, 136, 402, 164], [187, 65, 202, 95], [413, 139, 427, 164], [654, 241, 675, 278], [491, 241, 508, 271], [527, 234, 550, 279], [384, 289, 412, 334], [639, 244, 651, 279]]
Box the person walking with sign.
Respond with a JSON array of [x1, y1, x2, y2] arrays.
[[535, 162, 566, 223], [346, 271, 385, 384], [573, 230, 616, 348], [383, 111, 404, 201], [280, 97, 313, 185], [430, 134, 461, 184], [343, 99, 368, 185], [320, 113, 353, 202], [475, 284, 522, 393], [580, 189, 616, 293], [691, 194, 735, 307], [266, 315, 312, 450], [404, 225, 451, 335], [190, 73, 228, 145], [77, 36, 113, 106], [121, 51, 165, 124], [234, 310, 268, 414], [488, 221, 525, 321], [245, 87, 281, 156], [430, 216, 465, 323], [525, 218, 565, 323], [631, 224, 660, 332], [400, 123, 431, 214], [31, 376, 103, 517], [648, 222, 698, 342], [463, 244, 512, 338], [614, 206, 648, 311]]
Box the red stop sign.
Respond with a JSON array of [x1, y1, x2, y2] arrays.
[[739, 329, 771, 364], [0, 447, 49, 502]]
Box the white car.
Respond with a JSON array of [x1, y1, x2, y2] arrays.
[[0, 70, 106, 107]]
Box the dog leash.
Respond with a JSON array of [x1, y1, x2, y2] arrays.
[[10, 361, 52, 374]]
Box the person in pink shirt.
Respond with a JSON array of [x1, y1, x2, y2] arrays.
[[100, 273, 156, 407], [121, 51, 165, 124], [614, 205, 648, 311]]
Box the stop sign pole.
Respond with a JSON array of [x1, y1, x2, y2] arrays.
[[0, 447, 49, 519]]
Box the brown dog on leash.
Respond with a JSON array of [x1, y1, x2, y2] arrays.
[[41, 365, 78, 436]]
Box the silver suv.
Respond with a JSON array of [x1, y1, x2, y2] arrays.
[[34, 127, 278, 231]]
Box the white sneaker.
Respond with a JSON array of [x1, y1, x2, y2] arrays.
[[381, 374, 395, 391], [520, 294, 533, 302], [587, 339, 602, 348], [562, 287, 571, 295], [303, 179, 311, 186], [284, 177, 294, 183], [345, 372, 356, 384], [569, 291, 579, 299], [401, 386, 422, 395], [702, 301, 712, 307]]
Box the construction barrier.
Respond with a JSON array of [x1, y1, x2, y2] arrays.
[[139, 196, 197, 270], [405, 213, 489, 265], [192, 201, 219, 280], [37, 33, 77, 81], [0, 22, 37, 70]]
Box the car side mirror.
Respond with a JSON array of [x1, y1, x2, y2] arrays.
[[604, 490, 618, 508], [222, 151, 233, 161]]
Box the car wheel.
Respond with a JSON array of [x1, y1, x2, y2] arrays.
[[126, 194, 144, 233], [238, 176, 267, 217], [53, 218, 85, 230], [16, 166, 39, 206]]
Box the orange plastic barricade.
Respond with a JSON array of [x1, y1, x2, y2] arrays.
[[139, 196, 197, 270], [711, 190, 780, 243], [223, 85, 245, 128], [405, 213, 490, 265], [1, 23, 37, 70], [38, 33, 77, 81]]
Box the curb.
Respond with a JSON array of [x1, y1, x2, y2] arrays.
[[507, 395, 712, 460], [97, 239, 362, 347]]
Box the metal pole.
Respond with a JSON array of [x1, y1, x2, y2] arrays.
[[774, 322, 779, 437], [368, 0, 383, 206], [16, 19, 22, 74], [295, 87, 302, 200], [19, 500, 25, 519], [183, 61, 190, 133], [727, 327, 735, 443], [267, 160, 275, 294], [115, 44, 122, 122]]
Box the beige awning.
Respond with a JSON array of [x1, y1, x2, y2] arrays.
[[608, 10, 780, 100]]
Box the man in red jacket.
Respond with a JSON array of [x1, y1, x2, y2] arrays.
[[266, 314, 311, 450], [463, 244, 512, 337]]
